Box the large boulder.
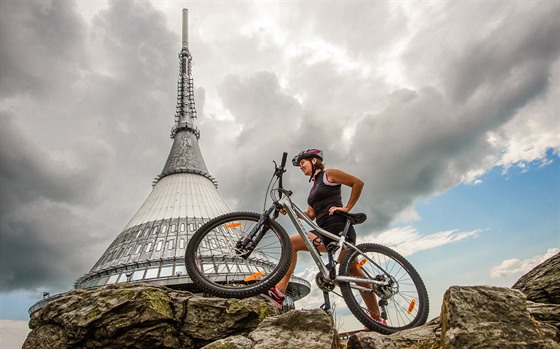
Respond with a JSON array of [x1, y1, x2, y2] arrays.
[[248, 309, 340, 349], [25, 284, 185, 349], [23, 283, 279, 349], [24, 283, 341, 349], [440, 286, 558, 348], [513, 252, 560, 304]]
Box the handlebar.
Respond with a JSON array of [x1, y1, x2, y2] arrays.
[[278, 152, 287, 193], [263, 152, 293, 214]]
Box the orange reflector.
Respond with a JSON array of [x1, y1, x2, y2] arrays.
[[225, 222, 242, 229], [244, 271, 265, 282], [357, 259, 367, 269], [408, 299, 416, 314]]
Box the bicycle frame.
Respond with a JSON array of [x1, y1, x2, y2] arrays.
[[274, 193, 391, 291]]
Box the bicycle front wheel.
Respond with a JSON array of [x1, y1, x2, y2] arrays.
[[339, 243, 429, 334], [185, 212, 292, 298]]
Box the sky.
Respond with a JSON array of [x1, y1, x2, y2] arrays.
[[1, 0, 559, 347]]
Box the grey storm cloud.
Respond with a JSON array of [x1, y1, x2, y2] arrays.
[[1, 0, 558, 294], [0, 0, 180, 292], [0, 1, 88, 98]]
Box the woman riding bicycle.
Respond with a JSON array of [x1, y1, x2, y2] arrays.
[[263, 148, 384, 323]]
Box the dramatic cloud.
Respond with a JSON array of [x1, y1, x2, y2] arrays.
[[368, 226, 482, 257], [1, 0, 558, 299], [0, 0, 178, 292]]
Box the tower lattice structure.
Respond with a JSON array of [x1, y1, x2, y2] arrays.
[[73, 9, 310, 300]]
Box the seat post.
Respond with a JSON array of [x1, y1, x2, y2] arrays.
[[340, 218, 352, 239]]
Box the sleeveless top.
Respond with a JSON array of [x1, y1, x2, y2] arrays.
[[307, 170, 343, 227]]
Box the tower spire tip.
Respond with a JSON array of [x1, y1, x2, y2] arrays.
[[182, 8, 188, 48]]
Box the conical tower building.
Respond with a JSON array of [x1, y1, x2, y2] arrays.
[[74, 10, 310, 300]]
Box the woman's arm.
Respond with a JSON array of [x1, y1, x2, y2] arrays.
[[325, 168, 364, 215], [304, 205, 316, 220]]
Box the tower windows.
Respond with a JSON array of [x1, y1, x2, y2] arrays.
[[175, 264, 187, 277], [117, 248, 125, 259], [132, 270, 144, 281], [160, 265, 173, 277], [134, 244, 143, 254], [107, 274, 119, 284], [145, 242, 153, 252], [145, 268, 159, 279]]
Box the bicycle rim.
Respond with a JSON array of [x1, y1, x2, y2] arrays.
[[185, 212, 291, 298], [339, 243, 429, 334]]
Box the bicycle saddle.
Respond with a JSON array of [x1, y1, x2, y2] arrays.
[[336, 211, 367, 225]]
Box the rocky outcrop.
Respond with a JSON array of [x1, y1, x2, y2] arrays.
[[439, 286, 558, 348], [25, 253, 560, 349], [23, 284, 282, 349], [348, 253, 560, 349], [24, 284, 338, 349], [513, 252, 560, 304]]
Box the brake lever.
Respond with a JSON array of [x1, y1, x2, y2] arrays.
[[273, 160, 286, 178]]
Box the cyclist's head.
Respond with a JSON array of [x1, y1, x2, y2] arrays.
[[292, 148, 323, 166], [293, 149, 324, 181]]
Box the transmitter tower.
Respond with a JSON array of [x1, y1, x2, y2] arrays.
[[73, 10, 310, 301]]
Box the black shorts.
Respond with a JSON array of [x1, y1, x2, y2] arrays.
[[310, 222, 356, 247]]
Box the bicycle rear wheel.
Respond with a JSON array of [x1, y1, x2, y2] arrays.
[[185, 212, 292, 298], [339, 243, 429, 334]]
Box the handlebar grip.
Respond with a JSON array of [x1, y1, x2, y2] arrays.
[[278, 152, 288, 195], [280, 152, 288, 169]]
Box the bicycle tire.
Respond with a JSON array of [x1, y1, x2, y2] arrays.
[[339, 243, 429, 334], [185, 211, 292, 298]]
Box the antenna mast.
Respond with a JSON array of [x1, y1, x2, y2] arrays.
[[182, 8, 188, 48], [172, 8, 198, 138]]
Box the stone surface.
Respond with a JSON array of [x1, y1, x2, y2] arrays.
[[23, 283, 277, 349], [183, 297, 275, 342], [26, 284, 183, 349], [201, 335, 254, 349], [440, 286, 558, 348], [347, 317, 440, 349], [528, 301, 560, 326], [513, 252, 560, 304], [248, 309, 340, 349]]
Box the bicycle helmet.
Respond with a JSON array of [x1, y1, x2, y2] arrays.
[[292, 149, 324, 182], [292, 149, 323, 166]]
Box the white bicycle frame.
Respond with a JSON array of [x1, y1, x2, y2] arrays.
[[275, 193, 389, 291]]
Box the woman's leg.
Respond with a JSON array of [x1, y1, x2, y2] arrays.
[[276, 232, 325, 294], [338, 249, 381, 319]]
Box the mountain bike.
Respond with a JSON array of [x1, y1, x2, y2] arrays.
[[185, 153, 429, 334]]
